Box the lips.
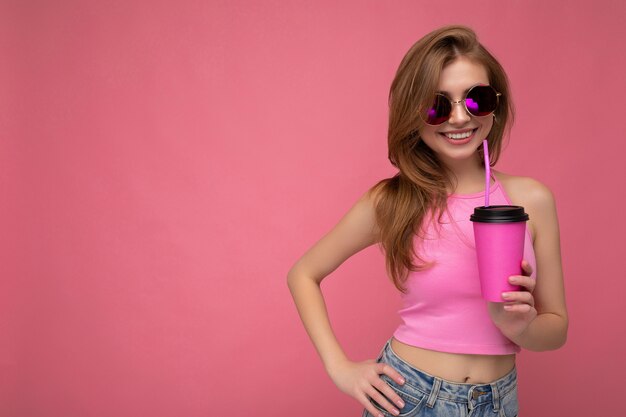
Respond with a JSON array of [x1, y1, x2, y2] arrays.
[[439, 128, 478, 145], [439, 128, 477, 136]]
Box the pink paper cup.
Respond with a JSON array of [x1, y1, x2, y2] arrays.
[[470, 205, 529, 302]]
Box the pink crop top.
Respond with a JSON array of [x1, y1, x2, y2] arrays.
[[392, 174, 537, 355]]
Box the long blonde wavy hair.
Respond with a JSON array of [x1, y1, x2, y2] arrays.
[[368, 25, 515, 294]]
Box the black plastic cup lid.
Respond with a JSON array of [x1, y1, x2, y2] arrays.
[[470, 205, 529, 223]]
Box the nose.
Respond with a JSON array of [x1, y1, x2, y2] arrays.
[[448, 100, 471, 125]]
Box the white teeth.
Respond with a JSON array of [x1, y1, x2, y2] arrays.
[[444, 129, 474, 139]]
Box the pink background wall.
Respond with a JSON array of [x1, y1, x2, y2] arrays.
[[1, 1, 624, 416]]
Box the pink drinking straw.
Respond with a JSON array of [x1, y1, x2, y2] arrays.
[[483, 139, 490, 207]]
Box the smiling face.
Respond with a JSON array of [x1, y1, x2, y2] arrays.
[[418, 56, 494, 168]]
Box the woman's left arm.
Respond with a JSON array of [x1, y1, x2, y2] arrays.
[[488, 178, 569, 351]]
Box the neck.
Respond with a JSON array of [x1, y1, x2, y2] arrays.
[[440, 153, 487, 194]]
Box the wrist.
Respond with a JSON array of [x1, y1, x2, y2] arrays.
[[325, 356, 351, 377]]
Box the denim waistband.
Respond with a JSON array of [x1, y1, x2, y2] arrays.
[[377, 337, 517, 409]]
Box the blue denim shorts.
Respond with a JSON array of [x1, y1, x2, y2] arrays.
[[362, 338, 519, 417]]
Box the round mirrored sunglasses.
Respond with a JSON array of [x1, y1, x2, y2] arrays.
[[421, 84, 501, 126]]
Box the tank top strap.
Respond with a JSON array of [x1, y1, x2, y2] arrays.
[[491, 172, 514, 206], [490, 170, 499, 188]]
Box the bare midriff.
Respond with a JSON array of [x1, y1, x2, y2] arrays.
[[390, 337, 516, 384]]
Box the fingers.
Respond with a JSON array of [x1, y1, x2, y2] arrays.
[[373, 376, 406, 408], [503, 303, 533, 313], [508, 275, 537, 293], [520, 259, 533, 276], [503, 301, 535, 313], [365, 385, 401, 416], [359, 391, 388, 417], [502, 287, 535, 312], [501, 290, 534, 304], [358, 364, 406, 417], [378, 363, 405, 385]]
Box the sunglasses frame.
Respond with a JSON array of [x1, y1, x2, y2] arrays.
[[421, 83, 502, 126]]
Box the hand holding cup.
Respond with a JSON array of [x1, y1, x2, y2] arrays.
[[487, 260, 538, 341]]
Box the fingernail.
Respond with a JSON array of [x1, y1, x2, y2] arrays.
[[398, 377, 405, 384], [397, 399, 405, 408], [391, 408, 399, 415], [508, 276, 516, 283]]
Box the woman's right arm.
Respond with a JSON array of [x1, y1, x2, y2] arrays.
[[286, 189, 407, 417]]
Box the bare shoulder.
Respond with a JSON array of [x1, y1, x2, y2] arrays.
[[494, 170, 556, 210], [287, 184, 382, 284], [493, 171, 558, 243]]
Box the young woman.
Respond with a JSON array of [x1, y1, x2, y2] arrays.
[[287, 25, 568, 417]]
